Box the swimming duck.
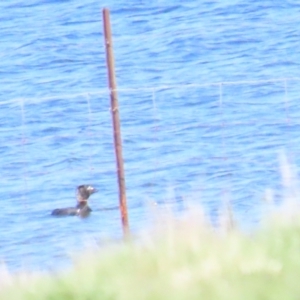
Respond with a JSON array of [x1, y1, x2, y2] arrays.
[[51, 185, 97, 218]]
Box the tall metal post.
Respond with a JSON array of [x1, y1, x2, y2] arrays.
[[102, 8, 129, 237]]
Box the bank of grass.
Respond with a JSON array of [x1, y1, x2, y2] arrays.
[[1, 205, 300, 300]]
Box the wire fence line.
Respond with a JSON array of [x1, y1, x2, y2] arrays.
[[2, 76, 300, 211], [1, 76, 300, 106]]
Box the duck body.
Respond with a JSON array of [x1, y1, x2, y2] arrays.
[[51, 185, 97, 218], [51, 203, 92, 217]]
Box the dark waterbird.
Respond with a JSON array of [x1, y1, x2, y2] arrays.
[[51, 185, 97, 218]]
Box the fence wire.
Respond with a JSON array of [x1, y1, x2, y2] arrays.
[[2, 77, 300, 219]]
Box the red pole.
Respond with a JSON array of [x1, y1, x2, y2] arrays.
[[102, 8, 129, 237]]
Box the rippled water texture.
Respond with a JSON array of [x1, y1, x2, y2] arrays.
[[1, 0, 300, 271]]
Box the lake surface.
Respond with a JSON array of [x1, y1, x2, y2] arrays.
[[1, 0, 300, 271]]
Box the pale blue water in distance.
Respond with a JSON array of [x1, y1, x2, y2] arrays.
[[1, 0, 300, 271]]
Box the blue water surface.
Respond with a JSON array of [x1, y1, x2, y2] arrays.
[[1, 0, 300, 271]]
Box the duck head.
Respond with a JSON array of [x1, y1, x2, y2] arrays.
[[77, 185, 98, 203]]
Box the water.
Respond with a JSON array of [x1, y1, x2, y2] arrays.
[[1, 0, 300, 271]]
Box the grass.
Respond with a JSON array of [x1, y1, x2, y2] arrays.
[[1, 207, 300, 300], [1, 155, 300, 300]]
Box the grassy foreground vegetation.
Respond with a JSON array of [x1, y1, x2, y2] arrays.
[[1, 205, 300, 300]]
